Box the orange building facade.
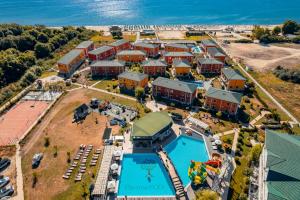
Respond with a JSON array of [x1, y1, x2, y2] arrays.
[[117, 50, 146, 63], [118, 71, 148, 92], [57, 49, 85, 77]]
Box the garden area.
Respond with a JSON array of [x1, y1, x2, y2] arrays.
[[93, 79, 119, 93]]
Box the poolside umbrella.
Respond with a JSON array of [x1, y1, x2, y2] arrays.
[[110, 163, 119, 171], [215, 139, 222, 145], [113, 150, 122, 157], [213, 135, 220, 140], [107, 180, 116, 189]]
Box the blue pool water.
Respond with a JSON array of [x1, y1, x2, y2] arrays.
[[0, 0, 299, 25], [164, 135, 209, 186], [118, 154, 175, 197]]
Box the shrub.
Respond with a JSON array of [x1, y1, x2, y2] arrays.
[[44, 137, 50, 147], [235, 157, 241, 165], [144, 107, 151, 113], [32, 172, 38, 188], [53, 145, 58, 158], [67, 151, 71, 163]]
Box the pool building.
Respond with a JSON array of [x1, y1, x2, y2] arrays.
[[131, 111, 173, 147]]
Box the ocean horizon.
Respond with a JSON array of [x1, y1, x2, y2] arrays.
[[0, 0, 300, 26]]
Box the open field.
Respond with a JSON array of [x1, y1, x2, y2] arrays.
[[0, 100, 49, 146], [93, 80, 118, 93], [122, 32, 137, 42], [157, 30, 185, 39], [223, 43, 300, 71], [21, 89, 126, 200], [185, 35, 211, 41]]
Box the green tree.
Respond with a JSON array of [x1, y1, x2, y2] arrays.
[[252, 25, 269, 40], [37, 32, 49, 43], [195, 189, 219, 200], [135, 86, 145, 100], [216, 111, 222, 118], [282, 20, 299, 34], [17, 34, 36, 51], [272, 26, 281, 35], [250, 144, 262, 164], [34, 42, 51, 58]]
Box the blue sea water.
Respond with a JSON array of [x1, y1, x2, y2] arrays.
[[0, 0, 299, 26]]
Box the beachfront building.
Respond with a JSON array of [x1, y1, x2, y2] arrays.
[[204, 87, 242, 115], [142, 59, 168, 77], [118, 71, 148, 93], [201, 39, 217, 52], [76, 40, 94, 57], [164, 52, 194, 65], [173, 60, 191, 77], [133, 42, 159, 58], [90, 60, 125, 78], [152, 77, 197, 106], [131, 111, 173, 147], [197, 58, 223, 74], [57, 49, 85, 77], [186, 30, 206, 37], [109, 39, 131, 53], [117, 50, 146, 63], [207, 47, 226, 63], [88, 46, 116, 61], [258, 129, 300, 200], [140, 30, 156, 36], [165, 43, 189, 52], [221, 68, 246, 91]]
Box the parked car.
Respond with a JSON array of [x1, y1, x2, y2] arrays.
[[110, 119, 118, 126], [0, 177, 9, 189], [32, 153, 43, 168], [90, 98, 99, 108], [104, 139, 113, 145], [0, 185, 14, 199], [118, 120, 126, 128], [170, 112, 183, 121], [0, 159, 10, 172]]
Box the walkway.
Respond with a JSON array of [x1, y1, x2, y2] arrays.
[[158, 151, 187, 200], [209, 35, 299, 125], [11, 144, 24, 200], [87, 85, 137, 101]]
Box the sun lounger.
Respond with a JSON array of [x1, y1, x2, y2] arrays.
[[71, 164, 77, 167], [80, 166, 86, 170], [65, 172, 71, 176], [80, 163, 86, 167], [69, 167, 75, 170], [62, 175, 70, 179], [212, 145, 218, 150], [80, 169, 86, 173], [67, 169, 73, 173]]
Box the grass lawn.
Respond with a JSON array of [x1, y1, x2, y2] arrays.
[[93, 80, 119, 93], [91, 35, 115, 44], [123, 34, 137, 42], [40, 71, 57, 79], [241, 96, 263, 121], [221, 134, 234, 145], [140, 35, 157, 39], [185, 35, 211, 41]]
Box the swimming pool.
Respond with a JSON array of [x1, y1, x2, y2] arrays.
[[117, 153, 175, 197], [164, 135, 209, 186]]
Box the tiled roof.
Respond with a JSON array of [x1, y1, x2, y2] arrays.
[[152, 77, 197, 93], [165, 43, 189, 50], [207, 47, 225, 57], [164, 52, 193, 57], [90, 60, 125, 67], [109, 39, 129, 47], [222, 68, 246, 80], [198, 58, 223, 65], [118, 71, 148, 81], [88, 46, 113, 55], [76, 41, 93, 49], [134, 42, 157, 49], [142, 59, 167, 67], [265, 130, 300, 200], [58, 49, 84, 65], [173, 60, 191, 68], [206, 87, 242, 104], [117, 50, 146, 56], [201, 39, 216, 47]]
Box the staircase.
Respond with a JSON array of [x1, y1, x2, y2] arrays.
[[158, 151, 187, 200]]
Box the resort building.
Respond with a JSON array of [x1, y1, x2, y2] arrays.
[[221, 68, 246, 91], [141, 59, 168, 77], [204, 87, 242, 115], [109, 39, 131, 53], [259, 129, 300, 200], [57, 49, 85, 77], [207, 47, 226, 63], [164, 52, 194, 65], [131, 111, 173, 147], [90, 60, 125, 77], [186, 30, 206, 37], [197, 58, 223, 74], [172, 60, 191, 77], [201, 39, 217, 52], [165, 43, 189, 52], [118, 71, 148, 92], [133, 42, 159, 57], [116, 50, 146, 63], [88, 46, 116, 61], [75, 40, 94, 57], [152, 77, 197, 105], [140, 30, 156, 36]]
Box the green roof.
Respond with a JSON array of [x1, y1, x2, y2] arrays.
[[76, 41, 93, 49], [164, 51, 193, 57], [117, 50, 146, 56], [58, 49, 84, 65], [173, 60, 191, 68], [152, 77, 197, 94], [165, 43, 189, 50], [222, 68, 246, 80], [207, 47, 225, 57], [132, 112, 172, 138], [90, 60, 125, 67], [206, 87, 242, 104], [265, 130, 300, 200], [109, 39, 129, 47], [134, 42, 157, 49], [118, 71, 148, 81], [201, 39, 216, 47], [198, 58, 223, 65], [89, 46, 113, 55], [142, 59, 167, 67]]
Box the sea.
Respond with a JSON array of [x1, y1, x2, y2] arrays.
[[0, 0, 299, 26]]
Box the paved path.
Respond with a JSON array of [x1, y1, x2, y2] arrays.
[[210, 35, 299, 125], [87, 86, 137, 101], [249, 111, 270, 126], [11, 144, 24, 200], [158, 151, 187, 200]]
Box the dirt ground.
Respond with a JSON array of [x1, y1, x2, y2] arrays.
[[223, 43, 300, 71], [21, 89, 121, 200], [157, 30, 185, 39]]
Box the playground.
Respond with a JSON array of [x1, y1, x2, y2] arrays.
[[0, 100, 49, 146]]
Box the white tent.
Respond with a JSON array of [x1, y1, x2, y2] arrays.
[[110, 163, 119, 171], [113, 150, 122, 157], [107, 180, 116, 189]]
